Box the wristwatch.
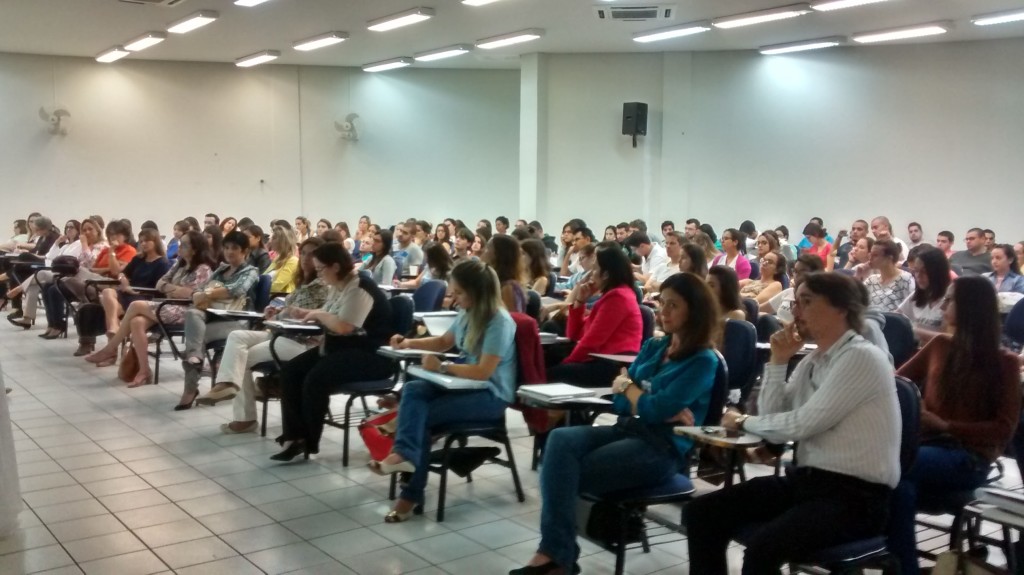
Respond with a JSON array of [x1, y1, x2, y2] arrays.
[[618, 378, 634, 393], [440, 361, 452, 374], [735, 414, 750, 430]]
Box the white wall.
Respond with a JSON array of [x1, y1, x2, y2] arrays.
[[0, 53, 520, 234], [537, 39, 1024, 243]]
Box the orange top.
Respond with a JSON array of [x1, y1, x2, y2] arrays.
[[92, 244, 137, 276]]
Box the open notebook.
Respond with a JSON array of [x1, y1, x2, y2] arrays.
[[406, 365, 489, 391]]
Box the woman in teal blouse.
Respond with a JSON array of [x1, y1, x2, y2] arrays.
[[511, 272, 721, 575]]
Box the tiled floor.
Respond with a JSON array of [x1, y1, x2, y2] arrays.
[[0, 325, 1019, 574]]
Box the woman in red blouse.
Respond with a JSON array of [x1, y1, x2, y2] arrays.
[[547, 241, 642, 388]]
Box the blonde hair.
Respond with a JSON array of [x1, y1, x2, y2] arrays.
[[270, 227, 297, 266], [451, 259, 503, 356]]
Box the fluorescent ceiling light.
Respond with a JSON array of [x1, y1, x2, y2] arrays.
[[235, 50, 280, 67], [293, 32, 349, 51], [811, 0, 887, 12], [476, 28, 544, 50], [760, 36, 845, 55], [972, 9, 1024, 26], [367, 7, 435, 32], [633, 21, 711, 43], [167, 10, 219, 34], [235, 0, 273, 6], [96, 46, 130, 63], [362, 57, 415, 72], [713, 4, 812, 29], [852, 22, 951, 43], [462, 0, 501, 5], [124, 32, 166, 52], [415, 44, 473, 62]]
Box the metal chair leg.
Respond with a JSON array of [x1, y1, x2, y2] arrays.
[[342, 394, 358, 467], [436, 435, 459, 522], [503, 434, 525, 502]]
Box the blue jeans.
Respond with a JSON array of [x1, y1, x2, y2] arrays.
[[392, 380, 509, 504], [538, 424, 682, 570], [889, 445, 991, 574]]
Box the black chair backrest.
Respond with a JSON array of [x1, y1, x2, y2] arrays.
[[1005, 297, 1024, 344], [639, 305, 655, 344], [412, 279, 447, 312], [545, 271, 557, 297], [525, 289, 541, 321], [881, 312, 916, 368], [755, 314, 782, 343], [894, 375, 921, 474], [705, 350, 730, 426], [390, 295, 415, 337], [250, 274, 273, 311], [741, 298, 759, 324], [748, 258, 761, 281], [722, 319, 757, 391]]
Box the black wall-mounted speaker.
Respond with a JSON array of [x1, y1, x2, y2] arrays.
[[622, 102, 648, 136]]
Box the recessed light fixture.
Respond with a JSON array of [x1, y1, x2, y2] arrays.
[[235, 50, 280, 68], [852, 21, 951, 43], [96, 46, 130, 63], [633, 21, 711, 43], [293, 32, 349, 51], [124, 32, 167, 52], [362, 57, 415, 72], [712, 4, 812, 29], [462, 0, 501, 5], [760, 36, 845, 55], [476, 28, 544, 49], [367, 7, 435, 32], [167, 10, 219, 34], [414, 44, 473, 62], [235, 0, 273, 6], [972, 8, 1024, 26], [811, 0, 887, 12]]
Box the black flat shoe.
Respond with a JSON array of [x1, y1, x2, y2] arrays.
[[270, 441, 311, 462], [6, 309, 22, 320], [509, 562, 581, 575], [8, 317, 32, 329]]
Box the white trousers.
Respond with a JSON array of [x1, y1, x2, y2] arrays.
[[217, 330, 308, 422]]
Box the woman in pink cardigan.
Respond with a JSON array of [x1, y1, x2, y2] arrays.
[[547, 242, 643, 388], [710, 228, 752, 280]]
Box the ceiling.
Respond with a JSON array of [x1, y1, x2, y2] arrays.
[[2, 0, 1024, 69]]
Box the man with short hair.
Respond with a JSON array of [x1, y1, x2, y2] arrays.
[[204, 213, 220, 228], [615, 222, 630, 244], [392, 222, 423, 275], [935, 231, 955, 259], [476, 220, 492, 233], [950, 227, 992, 276], [869, 216, 908, 266], [531, 220, 557, 254], [629, 219, 648, 234], [624, 232, 668, 284], [515, 219, 528, 229], [660, 220, 675, 242], [983, 229, 996, 251], [687, 272, 900, 575], [561, 227, 595, 274], [684, 218, 701, 239], [907, 222, 924, 249], [833, 219, 869, 269], [494, 216, 510, 235]]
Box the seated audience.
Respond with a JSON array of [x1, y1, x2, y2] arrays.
[[739, 220, 758, 254], [710, 229, 751, 280], [264, 228, 300, 294], [775, 225, 798, 264], [521, 239, 551, 295], [166, 220, 188, 260], [177, 231, 259, 410], [899, 247, 951, 344], [392, 222, 424, 276], [602, 225, 617, 242], [739, 252, 786, 305], [471, 228, 491, 259], [220, 217, 237, 235], [889, 276, 1020, 574], [399, 243, 454, 289], [563, 227, 594, 275], [360, 229, 398, 286], [204, 225, 223, 263], [294, 216, 311, 243], [801, 222, 832, 264], [679, 242, 708, 279], [273, 243, 394, 461], [686, 272, 900, 574], [935, 230, 955, 259], [949, 227, 993, 276], [315, 219, 331, 237], [707, 265, 746, 322], [547, 242, 642, 388], [374, 260, 517, 522], [831, 220, 869, 270], [484, 235, 527, 314], [760, 254, 824, 322], [36, 217, 107, 338], [1014, 241, 1024, 267], [453, 228, 475, 262], [754, 230, 780, 261], [196, 238, 330, 431], [626, 232, 669, 286], [552, 243, 595, 294], [870, 216, 908, 266], [693, 230, 719, 265], [243, 225, 270, 273], [433, 224, 453, 255], [333, 221, 357, 254], [843, 236, 874, 276], [93, 228, 171, 336], [512, 273, 719, 575], [4, 220, 81, 325], [984, 244, 1024, 294], [864, 239, 915, 312], [643, 231, 684, 293], [84, 232, 214, 386]]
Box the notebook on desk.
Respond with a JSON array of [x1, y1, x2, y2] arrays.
[[263, 320, 323, 332], [206, 309, 264, 319], [406, 365, 489, 390], [517, 383, 597, 402]]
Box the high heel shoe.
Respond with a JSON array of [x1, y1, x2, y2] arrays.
[[7, 316, 32, 329], [508, 562, 581, 575], [270, 440, 310, 462], [40, 329, 64, 340], [173, 390, 199, 411]]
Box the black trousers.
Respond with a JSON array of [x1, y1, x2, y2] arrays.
[[547, 359, 621, 389], [279, 346, 393, 451], [685, 467, 891, 575]]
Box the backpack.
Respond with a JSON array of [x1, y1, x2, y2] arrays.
[[74, 303, 106, 338]]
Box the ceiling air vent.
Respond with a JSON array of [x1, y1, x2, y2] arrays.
[[594, 5, 675, 22], [118, 0, 188, 6]]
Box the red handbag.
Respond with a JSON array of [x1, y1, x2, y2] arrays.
[[358, 409, 398, 462]]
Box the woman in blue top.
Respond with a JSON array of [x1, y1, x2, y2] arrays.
[[375, 259, 517, 523], [511, 272, 720, 575]]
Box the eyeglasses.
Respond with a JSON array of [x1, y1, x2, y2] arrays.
[[760, 258, 776, 266]]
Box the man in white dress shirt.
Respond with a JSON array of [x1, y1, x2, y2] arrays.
[[686, 272, 900, 575], [625, 232, 668, 285]]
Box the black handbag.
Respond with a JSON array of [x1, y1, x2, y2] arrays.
[[51, 255, 80, 276]]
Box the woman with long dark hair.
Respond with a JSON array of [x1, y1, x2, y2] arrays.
[[512, 273, 720, 575], [985, 244, 1024, 294], [889, 276, 1020, 574], [399, 243, 454, 289], [710, 229, 751, 280], [520, 238, 551, 295], [898, 246, 951, 344], [483, 235, 526, 313], [360, 229, 397, 285]]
